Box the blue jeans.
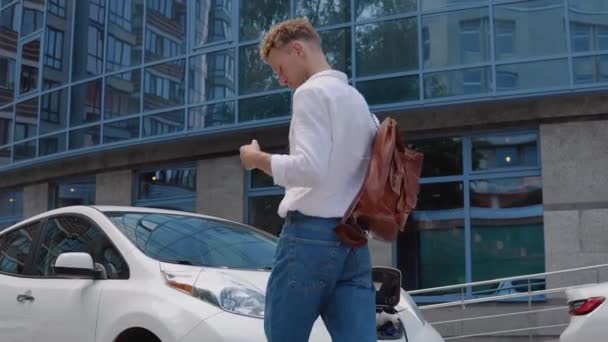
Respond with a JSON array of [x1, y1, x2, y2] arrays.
[[264, 211, 376, 342]]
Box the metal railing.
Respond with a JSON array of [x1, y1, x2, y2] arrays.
[[409, 264, 608, 341]]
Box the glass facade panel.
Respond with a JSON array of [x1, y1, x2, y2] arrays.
[[356, 17, 418, 77], [0, 4, 19, 106], [188, 102, 235, 130], [320, 28, 351, 77], [68, 125, 100, 150], [400, 182, 465, 292], [136, 164, 196, 212], [103, 117, 140, 143], [51, 177, 96, 208], [144, 59, 186, 111], [105, 70, 141, 119], [189, 49, 236, 104], [20, 38, 41, 94], [13, 139, 36, 161], [43, 0, 73, 91], [145, 0, 187, 62], [424, 67, 491, 99], [573, 55, 608, 85], [569, 0, 608, 53], [249, 194, 284, 236], [238, 92, 290, 122], [15, 98, 38, 142], [423, 8, 490, 69], [142, 109, 184, 137], [296, 0, 350, 27], [72, 0, 106, 80], [21, 0, 44, 37], [356, 0, 416, 20], [40, 87, 68, 134], [472, 133, 538, 171], [0, 145, 11, 166], [0, 105, 13, 146], [356, 75, 419, 106], [496, 59, 569, 92], [422, 0, 486, 12], [410, 137, 463, 177], [470, 177, 544, 286], [106, 0, 143, 72], [194, 0, 232, 46], [239, 0, 289, 42], [239, 44, 280, 95], [39, 132, 66, 156], [0, 187, 22, 221], [70, 78, 102, 126], [494, 0, 566, 61]]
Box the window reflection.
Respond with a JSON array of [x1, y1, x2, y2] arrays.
[[21, 0, 44, 37], [145, 0, 187, 62], [320, 28, 351, 76], [472, 133, 538, 171], [410, 137, 463, 177], [239, 44, 280, 95], [0, 224, 38, 275], [0, 145, 11, 166], [0, 188, 22, 218], [105, 70, 141, 119], [72, 0, 106, 80], [138, 166, 196, 201], [144, 60, 185, 111], [569, 0, 608, 53], [194, 0, 232, 46], [249, 195, 284, 236], [0, 5, 18, 106], [496, 59, 569, 92], [68, 125, 100, 150], [239, 0, 289, 42], [40, 88, 68, 134], [20, 38, 41, 94], [188, 102, 235, 129], [13, 140, 36, 161], [357, 75, 418, 106], [43, 0, 73, 90], [189, 50, 235, 104], [356, 0, 416, 20], [0, 105, 13, 146], [424, 67, 491, 98], [15, 98, 39, 142], [39, 133, 67, 156], [106, 0, 143, 72], [238, 92, 290, 122], [573, 55, 608, 85], [142, 109, 184, 137], [470, 177, 544, 286], [70, 78, 102, 126], [296, 0, 350, 27], [103, 117, 140, 143], [51, 177, 96, 208]]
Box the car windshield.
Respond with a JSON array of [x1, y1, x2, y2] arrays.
[[105, 211, 277, 269]]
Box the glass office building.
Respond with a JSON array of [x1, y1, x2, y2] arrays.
[[0, 0, 607, 302]]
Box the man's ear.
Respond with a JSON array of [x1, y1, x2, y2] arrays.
[[291, 41, 304, 56]]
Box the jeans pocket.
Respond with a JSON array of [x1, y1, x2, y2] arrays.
[[288, 237, 342, 289]]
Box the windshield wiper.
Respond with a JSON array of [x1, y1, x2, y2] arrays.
[[159, 258, 194, 265]]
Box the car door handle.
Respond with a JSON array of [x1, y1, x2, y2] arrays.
[[16, 293, 35, 302]]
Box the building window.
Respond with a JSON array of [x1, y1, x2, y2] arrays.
[[51, 177, 96, 209], [495, 20, 515, 56], [44, 29, 64, 70], [462, 69, 483, 94], [87, 26, 104, 75], [0, 188, 23, 230], [135, 164, 196, 212], [571, 22, 608, 53], [109, 0, 133, 31], [398, 132, 543, 300], [460, 19, 483, 54], [40, 90, 61, 124], [149, 0, 173, 18], [496, 71, 519, 91], [48, 0, 67, 18], [107, 35, 133, 71], [89, 0, 106, 24]]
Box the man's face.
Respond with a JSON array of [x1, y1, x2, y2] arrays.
[[266, 42, 308, 89]]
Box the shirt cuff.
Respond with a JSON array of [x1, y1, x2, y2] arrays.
[[271, 154, 289, 187]]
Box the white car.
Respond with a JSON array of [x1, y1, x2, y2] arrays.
[[560, 282, 607, 342], [0, 205, 444, 342]]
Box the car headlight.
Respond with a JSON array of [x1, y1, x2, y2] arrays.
[[162, 270, 265, 319]]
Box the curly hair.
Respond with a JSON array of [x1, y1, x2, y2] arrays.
[[259, 18, 321, 61]]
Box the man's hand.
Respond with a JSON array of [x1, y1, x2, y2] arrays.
[[239, 139, 261, 170]]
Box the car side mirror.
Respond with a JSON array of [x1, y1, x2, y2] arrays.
[[54, 252, 97, 279], [373, 266, 402, 310]]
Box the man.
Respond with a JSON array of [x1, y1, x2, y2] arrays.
[[239, 18, 378, 342]]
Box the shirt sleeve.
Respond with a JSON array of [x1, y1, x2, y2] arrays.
[[271, 87, 331, 189]]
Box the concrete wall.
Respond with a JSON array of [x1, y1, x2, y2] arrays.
[[541, 119, 608, 289], [197, 155, 245, 223], [95, 170, 133, 206], [23, 183, 49, 218]]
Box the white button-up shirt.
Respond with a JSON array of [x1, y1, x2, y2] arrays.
[[271, 70, 378, 218]]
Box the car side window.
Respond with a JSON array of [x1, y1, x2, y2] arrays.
[[0, 223, 39, 275], [35, 216, 129, 279]]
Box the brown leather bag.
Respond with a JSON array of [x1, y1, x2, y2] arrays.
[[336, 117, 423, 247]]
